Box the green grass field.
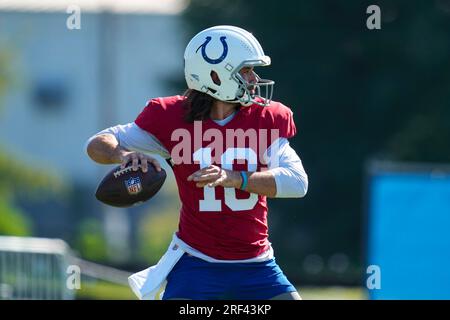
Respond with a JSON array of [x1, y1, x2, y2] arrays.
[[300, 286, 367, 300], [76, 281, 137, 300]]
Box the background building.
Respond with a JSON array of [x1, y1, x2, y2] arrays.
[[0, 0, 187, 266]]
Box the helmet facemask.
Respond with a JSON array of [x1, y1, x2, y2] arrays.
[[231, 62, 274, 107]]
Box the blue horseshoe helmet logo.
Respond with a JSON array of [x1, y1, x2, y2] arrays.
[[196, 36, 228, 64]]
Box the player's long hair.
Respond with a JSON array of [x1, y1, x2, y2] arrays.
[[183, 89, 241, 123], [183, 89, 215, 123]]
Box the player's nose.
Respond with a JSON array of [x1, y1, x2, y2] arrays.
[[246, 71, 257, 84]]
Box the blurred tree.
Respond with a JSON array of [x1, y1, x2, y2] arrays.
[[73, 218, 109, 262], [0, 44, 67, 237], [0, 190, 31, 236], [137, 205, 179, 265], [183, 0, 450, 285]]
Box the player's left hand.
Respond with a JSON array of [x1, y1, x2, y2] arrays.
[[187, 165, 242, 189]]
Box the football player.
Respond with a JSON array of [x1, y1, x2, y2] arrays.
[[86, 25, 308, 300]]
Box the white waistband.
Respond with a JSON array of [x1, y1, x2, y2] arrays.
[[173, 234, 274, 263]]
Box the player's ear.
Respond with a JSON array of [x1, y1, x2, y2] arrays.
[[210, 70, 221, 86]]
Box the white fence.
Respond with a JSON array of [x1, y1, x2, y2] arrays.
[[0, 236, 131, 300]]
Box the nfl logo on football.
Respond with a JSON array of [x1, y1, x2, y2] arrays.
[[125, 177, 142, 195]]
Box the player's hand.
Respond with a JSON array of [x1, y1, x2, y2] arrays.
[[187, 165, 242, 189], [119, 150, 161, 173]]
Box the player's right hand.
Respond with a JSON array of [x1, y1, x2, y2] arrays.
[[119, 150, 161, 173]]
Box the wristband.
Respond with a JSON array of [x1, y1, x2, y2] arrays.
[[239, 171, 248, 190]]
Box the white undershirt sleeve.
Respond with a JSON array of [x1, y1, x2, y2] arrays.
[[85, 123, 171, 159], [265, 138, 308, 198]]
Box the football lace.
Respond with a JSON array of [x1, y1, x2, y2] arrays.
[[113, 164, 141, 178]]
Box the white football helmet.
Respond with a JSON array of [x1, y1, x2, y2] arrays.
[[184, 25, 274, 106]]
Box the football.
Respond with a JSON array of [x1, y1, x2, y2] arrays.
[[95, 164, 166, 208]]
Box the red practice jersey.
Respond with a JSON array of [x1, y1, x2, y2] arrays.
[[135, 95, 296, 260]]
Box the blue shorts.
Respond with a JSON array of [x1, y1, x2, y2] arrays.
[[162, 253, 297, 300]]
